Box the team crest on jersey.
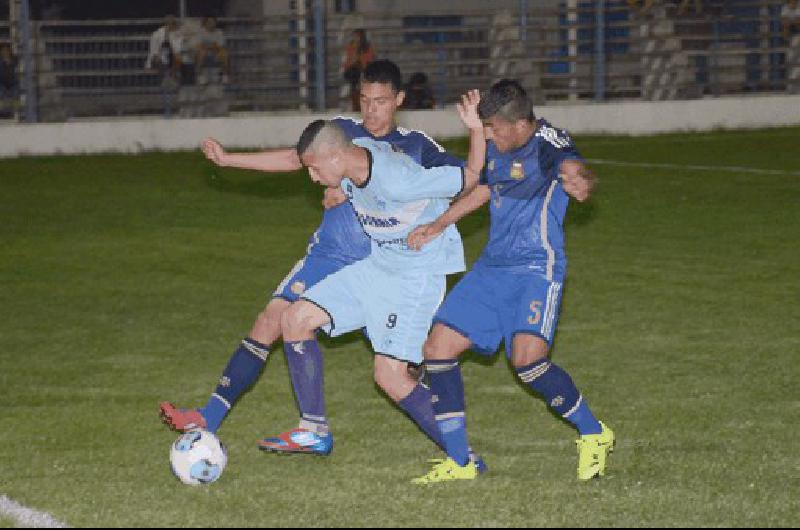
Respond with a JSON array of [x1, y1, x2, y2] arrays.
[[291, 281, 306, 295], [488, 159, 495, 172], [510, 161, 525, 180]]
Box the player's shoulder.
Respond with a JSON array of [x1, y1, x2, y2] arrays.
[[356, 138, 405, 171], [534, 120, 575, 150], [332, 115, 367, 138], [396, 126, 447, 153]]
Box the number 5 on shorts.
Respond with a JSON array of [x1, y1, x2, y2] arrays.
[[528, 301, 543, 325]]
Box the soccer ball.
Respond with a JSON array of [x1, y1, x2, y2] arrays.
[[170, 430, 227, 486]]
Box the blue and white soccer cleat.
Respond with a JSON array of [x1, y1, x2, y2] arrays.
[[257, 428, 333, 456]]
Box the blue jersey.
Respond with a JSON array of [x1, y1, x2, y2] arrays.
[[475, 120, 582, 281], [307, 116, 464, 264], [342, 138, 466, 275]]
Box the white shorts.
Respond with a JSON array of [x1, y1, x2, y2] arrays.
[[301, 258, 446, 364]]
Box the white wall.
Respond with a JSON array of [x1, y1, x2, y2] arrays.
[[1, 94, 799, 158]]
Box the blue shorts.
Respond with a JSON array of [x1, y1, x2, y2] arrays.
[[434, 265, 564, 357], [301, 258, 446, 364], [272, 254, 354, 303]]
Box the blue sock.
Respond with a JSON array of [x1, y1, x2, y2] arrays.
[[427, 360, 470, 466], [284, 339, 328, 436], [399, 383, 445, 450], [200, 338, 270, 433], [516, 359, 602, 435]]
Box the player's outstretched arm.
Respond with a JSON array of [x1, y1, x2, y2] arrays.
[[407, 184, 491, 251], [457, 89, 487, 195], [202, 138, 303, 172], [559, 159, 597, 203]]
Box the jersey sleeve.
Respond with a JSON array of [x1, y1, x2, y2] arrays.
[[377, 157, 465, 202], [332, 116, 363, 140], [417, 132, 465, 168], [537, 125, 583, 181]]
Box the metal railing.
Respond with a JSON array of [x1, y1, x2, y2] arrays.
[[1, 0, 797, 122]]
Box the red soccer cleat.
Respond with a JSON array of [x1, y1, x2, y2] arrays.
[[258, 428, 333, 456], [159, 402, 208, 432]]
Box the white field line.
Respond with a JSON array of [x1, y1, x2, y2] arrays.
[[587, 158, 800, 177], [0, 495, 70, 529]]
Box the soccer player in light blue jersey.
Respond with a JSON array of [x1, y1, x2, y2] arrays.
[[408, 80, 614, 484], [269, 102, 486, 456], [160, 61, 473, 461]]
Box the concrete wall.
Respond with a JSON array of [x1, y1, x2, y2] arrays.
[[1, 94, 799, 158]]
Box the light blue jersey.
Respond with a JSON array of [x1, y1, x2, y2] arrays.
[[301, 138, 465, 362], [341, 138, 467, 275], [306, 117, 465, 264]]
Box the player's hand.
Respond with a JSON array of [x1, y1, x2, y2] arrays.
[[322, 187, 348, 209], [202, 138, 228, 167], [407, 222, 445, 251], [457, 89, 482, 131], [559, 160, 596, 203]]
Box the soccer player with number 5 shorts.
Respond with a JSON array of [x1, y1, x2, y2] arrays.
[[407, 80, 614, 484]]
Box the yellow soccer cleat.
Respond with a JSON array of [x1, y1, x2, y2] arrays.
[[412, 457, 478, 485], [576, 421, 615, 481]]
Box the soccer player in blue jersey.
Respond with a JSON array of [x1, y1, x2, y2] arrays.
[[407, 80, 613, 484], [159, 61, 469, 459], [267, 107, 485, 454]]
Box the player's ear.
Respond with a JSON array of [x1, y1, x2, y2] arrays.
[[395, 90, 406, 108]]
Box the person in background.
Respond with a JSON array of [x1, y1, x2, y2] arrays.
[[196, 16, 231, 84], [677, 0, 703, 16], [0, 43, 20, 119], [343, 29, 375, 111], [783, 0, 800, 41], [403, 72, 436, 110], [145, 16, 182, 117]]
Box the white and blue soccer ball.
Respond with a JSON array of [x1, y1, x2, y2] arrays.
[[170, 430, 227, 486]]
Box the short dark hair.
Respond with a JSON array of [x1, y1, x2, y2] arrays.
[[296, 119, 328, 156], [362, 60, 404, 93], [478, 79, 535, 122]]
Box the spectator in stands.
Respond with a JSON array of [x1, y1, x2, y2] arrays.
[[626, 0, 658, 17], [196, 16, 230, 85], [0, 43, 19, 119], [403, 72, 435, 110], [146, 15, 182, 117], [343, 29, 375, 111], [677, 0, 703, 16], [783, 0, 800, 41]]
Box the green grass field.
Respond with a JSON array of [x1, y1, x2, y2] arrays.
[[1, 127, 799, 527]]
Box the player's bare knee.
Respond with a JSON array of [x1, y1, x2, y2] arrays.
[[280, 304, 309, 337], [511, 334, 550, 368], [373, 363, 393, 394], [250, 309, 281, 344], [422, 338, 440, 361], [373, 357, 416, 402], [423, 325, 465, 361]]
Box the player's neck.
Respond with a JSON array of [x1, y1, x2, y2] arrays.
[[346, 147, 371, 187]]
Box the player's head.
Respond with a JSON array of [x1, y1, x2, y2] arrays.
[[297, 119, 352, 187], [164, 15, 179, 32], [203, 16, 217, 31], [478, 79, 537, 153], [360, 60, 405, 136]]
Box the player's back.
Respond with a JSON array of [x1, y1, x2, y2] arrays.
[[343, 138, 466, 276]]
